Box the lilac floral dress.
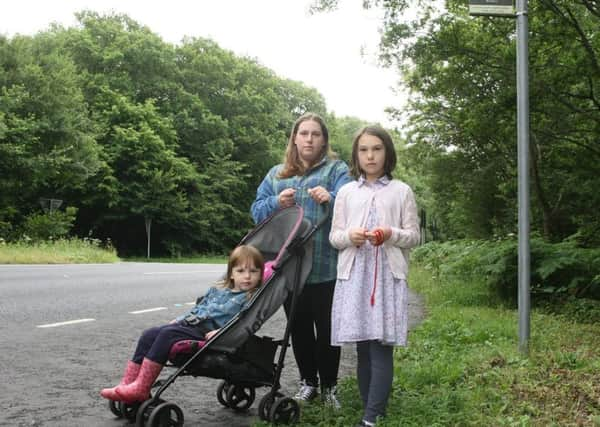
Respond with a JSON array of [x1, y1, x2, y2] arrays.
[[331, 179, 409, 346]]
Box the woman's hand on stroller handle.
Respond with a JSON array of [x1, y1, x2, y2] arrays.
[[278, 188, 297, 208], [307, 186, 330, 204]]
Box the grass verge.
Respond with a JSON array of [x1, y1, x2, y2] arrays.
[[0, 238, 119, 264], [252, 264, 600, 427]]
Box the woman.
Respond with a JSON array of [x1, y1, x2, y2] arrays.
[[251, 112, 351, 409]]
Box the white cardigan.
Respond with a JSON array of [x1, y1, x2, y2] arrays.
[[329, 179, 420, 280]]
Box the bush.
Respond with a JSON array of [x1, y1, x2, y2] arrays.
[[413, 236, 600, 303], [20, 207, 78, 241], [0, 220, 12, 240]]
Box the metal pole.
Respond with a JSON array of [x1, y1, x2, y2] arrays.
[[516, 0, 530, 355]]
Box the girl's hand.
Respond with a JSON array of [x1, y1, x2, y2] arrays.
[[205, 329, 219, 340], [365, 227, 392, 246], [169, 319, 178, 324], [307, 186, 331, 204], [349, 228, 368, 247], [278, 188, 296, 207]]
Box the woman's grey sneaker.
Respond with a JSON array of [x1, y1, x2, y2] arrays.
[[293, 380, 319, 402], [321, 386, 341, 410]]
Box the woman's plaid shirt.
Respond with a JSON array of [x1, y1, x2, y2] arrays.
[[251, 157, 351, 285]]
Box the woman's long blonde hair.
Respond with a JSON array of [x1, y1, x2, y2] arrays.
[[278, 112, 336, 179]]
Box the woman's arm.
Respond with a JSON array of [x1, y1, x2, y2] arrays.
[[328, 160, 352, 203], [250, 167, 280, 224], [329, 186, 354, 249]]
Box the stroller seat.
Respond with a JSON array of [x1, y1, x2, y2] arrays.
[[168, 334, 279, 385]]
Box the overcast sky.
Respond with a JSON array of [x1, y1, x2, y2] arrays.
[[1, 0, 405, 126]]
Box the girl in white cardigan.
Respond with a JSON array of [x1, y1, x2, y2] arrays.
[[329, 125, 420, 427]]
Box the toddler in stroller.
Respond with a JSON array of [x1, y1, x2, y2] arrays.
[[100, 244, 265, 404], [101, 205, 320, 426]]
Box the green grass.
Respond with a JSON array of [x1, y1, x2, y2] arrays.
[[252, 265, 600, 427], [0, 239, 228, 264], [0, 238, 119, 264]]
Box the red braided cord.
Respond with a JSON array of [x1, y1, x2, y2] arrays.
[[371, 245, 378, 306], [370, 229, 384, 306], [373, 229, 384, 246]]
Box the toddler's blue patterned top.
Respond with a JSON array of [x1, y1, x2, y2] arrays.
[[176, 286, 248, 327]]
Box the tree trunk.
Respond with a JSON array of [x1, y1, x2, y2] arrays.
[[530, 136, 553, 240]]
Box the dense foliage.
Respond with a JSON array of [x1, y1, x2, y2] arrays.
[[0, 12, 370, 255], [316, 0, 600, 247], [413, 239, 600, 312]]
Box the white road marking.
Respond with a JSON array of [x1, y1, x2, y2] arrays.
[[129, 307, 168, 314], [37, 318, 95, 328], [36, 302, 194, 329]]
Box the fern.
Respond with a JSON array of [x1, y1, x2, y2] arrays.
[[413, 237, 600, 302]]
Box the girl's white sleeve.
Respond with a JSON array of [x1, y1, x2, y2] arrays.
[[390, 186, 420, 248], [329, 186, 353, 249]]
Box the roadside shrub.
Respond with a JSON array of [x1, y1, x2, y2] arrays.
[[413, 236, 600, 304], [20, 207, 78, 241], [0, 220, 12, 240]]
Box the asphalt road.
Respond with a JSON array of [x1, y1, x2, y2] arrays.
[[0, 263, 424, 427]]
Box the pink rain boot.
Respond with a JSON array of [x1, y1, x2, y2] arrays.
[[114, 358, 162, 403], [100, 360, 141, 401]]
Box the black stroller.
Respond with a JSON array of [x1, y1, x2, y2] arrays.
[[108, 205, 326, 426]]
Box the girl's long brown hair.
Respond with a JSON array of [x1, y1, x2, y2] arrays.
[[278, 112, 336, 179], [222, 245, 264, 298]]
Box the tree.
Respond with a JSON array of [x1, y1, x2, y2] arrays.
[[1, 11, 342, 254], [314, 0, 600, 243], [0, 33, 100, 236]]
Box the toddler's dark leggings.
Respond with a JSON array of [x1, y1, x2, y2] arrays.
[[132, 322, 210, 364]]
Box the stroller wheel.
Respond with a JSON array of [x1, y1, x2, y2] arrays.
[[147, 402, 184, 427], [225, 384, 256, 412], [118, 401, 141, 421], [258, 391, 285, 421], [216, 380, 230, 407], [269, 397, 300, 425], [258, 391, 277, 421], [135, 398, 165, 427], [108, 400, 122, 418]]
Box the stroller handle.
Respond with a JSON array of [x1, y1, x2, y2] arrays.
[[291, 201, 331, 249]]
